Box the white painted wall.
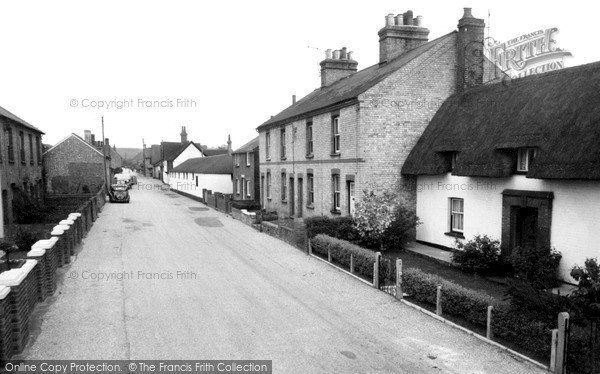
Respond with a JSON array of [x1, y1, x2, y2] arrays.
[[173, 144, 203, 168], [416, 173, 600, 281], [169, 173, 232, 199]]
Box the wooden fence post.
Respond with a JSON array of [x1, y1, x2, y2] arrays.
[[307, 235, 312, 255], [395, 259, 403, 300], [436, 285, 442, 316], [550, 329, 558, 372], [373, 252, 381, 288], [327, 247, 332, 262], [554, 312, 569, 374], [350, 254, 354, 274], [486, 305, 494, 339]]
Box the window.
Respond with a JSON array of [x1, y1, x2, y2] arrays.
[[266, 172, 272, 198], [450, 198, 464, 233], [306, 121, 313, 156], [235, 178, 239, 194], [19, 131, 25, 164], [28, 134, 34, 165], [246, 180, 251, 197], [7, 128, 14, 162], [234, 153, 240, 167], [246, 152, 251, 166], [265, 132, 271, 160], [280, 128, 286, 159], [307, 174, 314, 206], [332, 174, 341, 211], [517, 148, 536, 172], [36, 136, 41, 164], [451, 152, 458, 170], [331, 116, 340, 154], [195, 176, 198, 187], [281, 172, 287, 201]]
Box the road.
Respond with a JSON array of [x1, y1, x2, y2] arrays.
[[22, 176, 548, 373]]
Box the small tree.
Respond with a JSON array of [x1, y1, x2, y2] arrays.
[[570, 258, 600, 318], [354, 190, 399, 250]]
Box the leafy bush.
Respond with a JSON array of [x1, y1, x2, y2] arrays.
[[306, 216, 359, 239], [402, 267, 554, 358], [310, 234, 376, 279], [382, 204, 420, 251], [510, 246, 562, 289], [450, 235, 503, 275], [569, 258, 600, 318], [0, 241, 20, 270], [354, 190, 399, 249], [505, 279, 570, 324], [13, 228, 38, 252]]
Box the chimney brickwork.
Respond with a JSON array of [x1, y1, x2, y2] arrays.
[[180, 126, 188, 144], [378, 11, 429, 63], [457, 8, 485, 92], [320, 47, 358, 87]]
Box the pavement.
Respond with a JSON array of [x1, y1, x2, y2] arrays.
[[19, 176, 549, 373]]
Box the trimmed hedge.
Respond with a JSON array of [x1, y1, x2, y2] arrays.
[[402, 268, 553, 358], [311, 234, 376, 279]]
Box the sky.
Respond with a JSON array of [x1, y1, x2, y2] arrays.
[[0, 0, 596, 150]]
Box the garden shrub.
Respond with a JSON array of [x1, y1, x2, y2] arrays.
[[381, 204, 420, 251], [510, 246, 562, 289], [402, 267, 554, 358], [450, 235, 503, 275], [310, 234, 376, 279], [569, 258, 600, 318], [305, 216, 359, 240], [505, 279, 570, 324], [13, 228, 38, 252]]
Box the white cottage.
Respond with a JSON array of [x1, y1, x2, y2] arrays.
[[168, 153, 233, 199], [402, 62, 600, 282]]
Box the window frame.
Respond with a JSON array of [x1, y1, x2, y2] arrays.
[[449, 197, 464, 233], [306, 121, 313, 156], [281, 172, 287, 201], [7, 127, 14, 163], [266, 172, 272, 199], [246, 152, 251, 166], [246, 180, 251, 197], [307, 173, 314, 206], [280, 128, 286, 159], [332, 174, 341, 211], [36, 136, 42, 165], [19, 131, 25, 164], [234, 153, 240, 167], [517, 148, 536, 172], [235, 178, 240, 194], [28, 134, 34, 165], [331, 116, 340, 154]]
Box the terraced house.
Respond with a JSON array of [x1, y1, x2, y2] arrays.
[[0, 105, 44, 226], [257, 8, 503, 219]]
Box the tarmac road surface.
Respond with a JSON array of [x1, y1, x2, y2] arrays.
[[21, 176, 548, 374]]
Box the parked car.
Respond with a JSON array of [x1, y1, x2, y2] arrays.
[[114, 173, 133, 189], [109, 182, 130, 203]]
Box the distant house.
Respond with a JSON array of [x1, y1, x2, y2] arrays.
[[256, 8, 503, 219], [44, 131, 123, 194], [402, 61, 600, 281], [168, 153, 233, 199], [232, 137, 259, 208], [0, 105, 45, 226]]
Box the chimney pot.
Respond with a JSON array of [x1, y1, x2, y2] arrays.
[[415, 16, 423, 27], [333, 50, 340, 59], [292, 95, 296, 104], [347, 51, 353, 60], [325, 49, 332, 59], [105, 138, 109, 146], [403, 10, 414, 25], [463, 7, 473, 18], [340, 47, 347, 59], [386, 13, 395, 26], [395, 14, 404, 26]]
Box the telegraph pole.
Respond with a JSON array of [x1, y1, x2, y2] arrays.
[[102, 116, 109, 193]]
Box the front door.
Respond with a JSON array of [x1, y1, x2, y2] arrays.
[[289, 177, 295, 217], [513, 207, 538, 249], [297, 178, 303, 218], [348, 182, 355, 216]]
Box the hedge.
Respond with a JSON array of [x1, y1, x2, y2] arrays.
[[402, 268, 553, 358], [311, 234, 376, 279]]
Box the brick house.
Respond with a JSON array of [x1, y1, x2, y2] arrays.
[[44, 131, 123, 194], [402, 61, 600, 281], [232, 137, 260, 208], [256, 8, 502, 219], [0, 106, 45, 226]]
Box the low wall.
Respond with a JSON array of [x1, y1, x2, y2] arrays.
[[231, 208, 258, 227], [260, 219, 307, 251]]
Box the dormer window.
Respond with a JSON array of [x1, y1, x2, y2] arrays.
[[451, 152, 459, 171], [517, 148, 536, 172]]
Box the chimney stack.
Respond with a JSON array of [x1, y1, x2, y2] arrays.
[[90, 134, 96, 146], [104, 138, 109, 146], [320, 47, 358, 87], [457, 8, 485, 92], [84, 130, 92, 144], [180, 126, 188, 144], [378, 10, 429, 63], [292, 95, 296, 105], [227, 134, 232, 155]]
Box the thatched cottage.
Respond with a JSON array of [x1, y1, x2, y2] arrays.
[[402, 61, 600, 281]]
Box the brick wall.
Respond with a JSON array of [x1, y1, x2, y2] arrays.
[[232, 146, 260, 205], [0, 288, 13, 361], [44, 135, 105, 194]]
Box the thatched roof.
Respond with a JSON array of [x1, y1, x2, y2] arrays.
[[402, 61, 600, 180], [170, 154, 232, 175], [257, 32, 456, 131]]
